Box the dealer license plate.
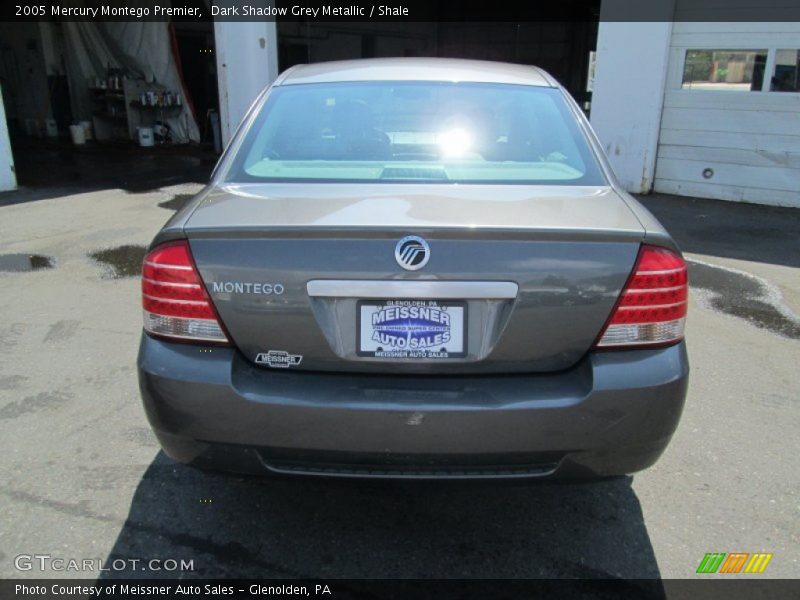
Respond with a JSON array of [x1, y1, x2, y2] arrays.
[[357, 299, 466, 359]]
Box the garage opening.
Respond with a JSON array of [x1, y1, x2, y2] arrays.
[[0, 15, 219, 192]]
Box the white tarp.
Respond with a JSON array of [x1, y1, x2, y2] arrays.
[[62, 21, 200, 143]]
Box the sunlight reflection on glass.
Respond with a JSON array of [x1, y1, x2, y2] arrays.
[[437, 128, 473, 158]]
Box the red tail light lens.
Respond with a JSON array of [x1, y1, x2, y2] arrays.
[[141, 241, 229, 344], [596, 245, 687, 348]]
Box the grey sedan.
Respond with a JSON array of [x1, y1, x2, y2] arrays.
[[138, 58, 689, 479]]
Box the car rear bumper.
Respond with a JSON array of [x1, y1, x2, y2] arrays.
[[137, 335, 689, 479]]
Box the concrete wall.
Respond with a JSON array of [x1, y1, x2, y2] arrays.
[[213, 21, 279, 146], [589, 0, 675, 193]]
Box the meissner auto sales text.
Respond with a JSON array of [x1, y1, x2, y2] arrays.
[[15, 584, 203, 596]]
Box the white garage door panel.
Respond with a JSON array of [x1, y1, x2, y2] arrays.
[[655, 14, 800, 207], [673, 22, 800, 35], [671, 21, 800, 49], [663, 89, 800, 112], [656, 158, 799, 193], [659, 129, 800, 154], [658, 145, 800, 169], [654, 179, 799, 206], [672, 32, 800, 49], [660, 107, 800, 137]]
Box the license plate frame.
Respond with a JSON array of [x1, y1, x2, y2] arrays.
[[356, 299, 467, 359]]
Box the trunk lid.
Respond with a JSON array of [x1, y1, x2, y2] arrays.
[[185, 183, 645, 374]]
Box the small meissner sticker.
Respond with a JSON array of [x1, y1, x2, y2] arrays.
[[255, 350, 302, 368]]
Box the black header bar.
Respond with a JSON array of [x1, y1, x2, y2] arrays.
[[4, 0, 800, 23]]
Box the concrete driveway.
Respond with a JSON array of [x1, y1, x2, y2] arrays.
[[0, 186, 797, 580]]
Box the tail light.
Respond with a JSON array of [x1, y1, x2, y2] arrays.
[[141, 240, 229, 344], [595, 245, 687, 348]]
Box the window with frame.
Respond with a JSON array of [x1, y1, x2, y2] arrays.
[[682, 49, 767, 91], [771, 50, 800, 92]]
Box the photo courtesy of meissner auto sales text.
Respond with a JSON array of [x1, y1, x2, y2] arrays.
[[0, 0, 798, 598]]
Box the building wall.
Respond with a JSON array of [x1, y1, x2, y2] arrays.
[[654, 21, 800, 207], [589, 0, 675, 193], [213, 21, 279, 145]]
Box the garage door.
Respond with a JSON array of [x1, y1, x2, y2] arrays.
[[654, 19, 800, 207]]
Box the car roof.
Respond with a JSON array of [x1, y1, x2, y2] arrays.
[[277, 58, 556, 87]]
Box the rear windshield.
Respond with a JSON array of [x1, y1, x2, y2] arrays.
[[225, 81, 605, 185]]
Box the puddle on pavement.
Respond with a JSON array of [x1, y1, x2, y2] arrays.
[[158, 193, 195, 211], [0, 254, 54, 272], [688, 260, 800, 339], [90, 245, 147, 279]]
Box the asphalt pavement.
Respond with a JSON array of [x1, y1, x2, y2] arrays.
[[0, 185, 797, 582]]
